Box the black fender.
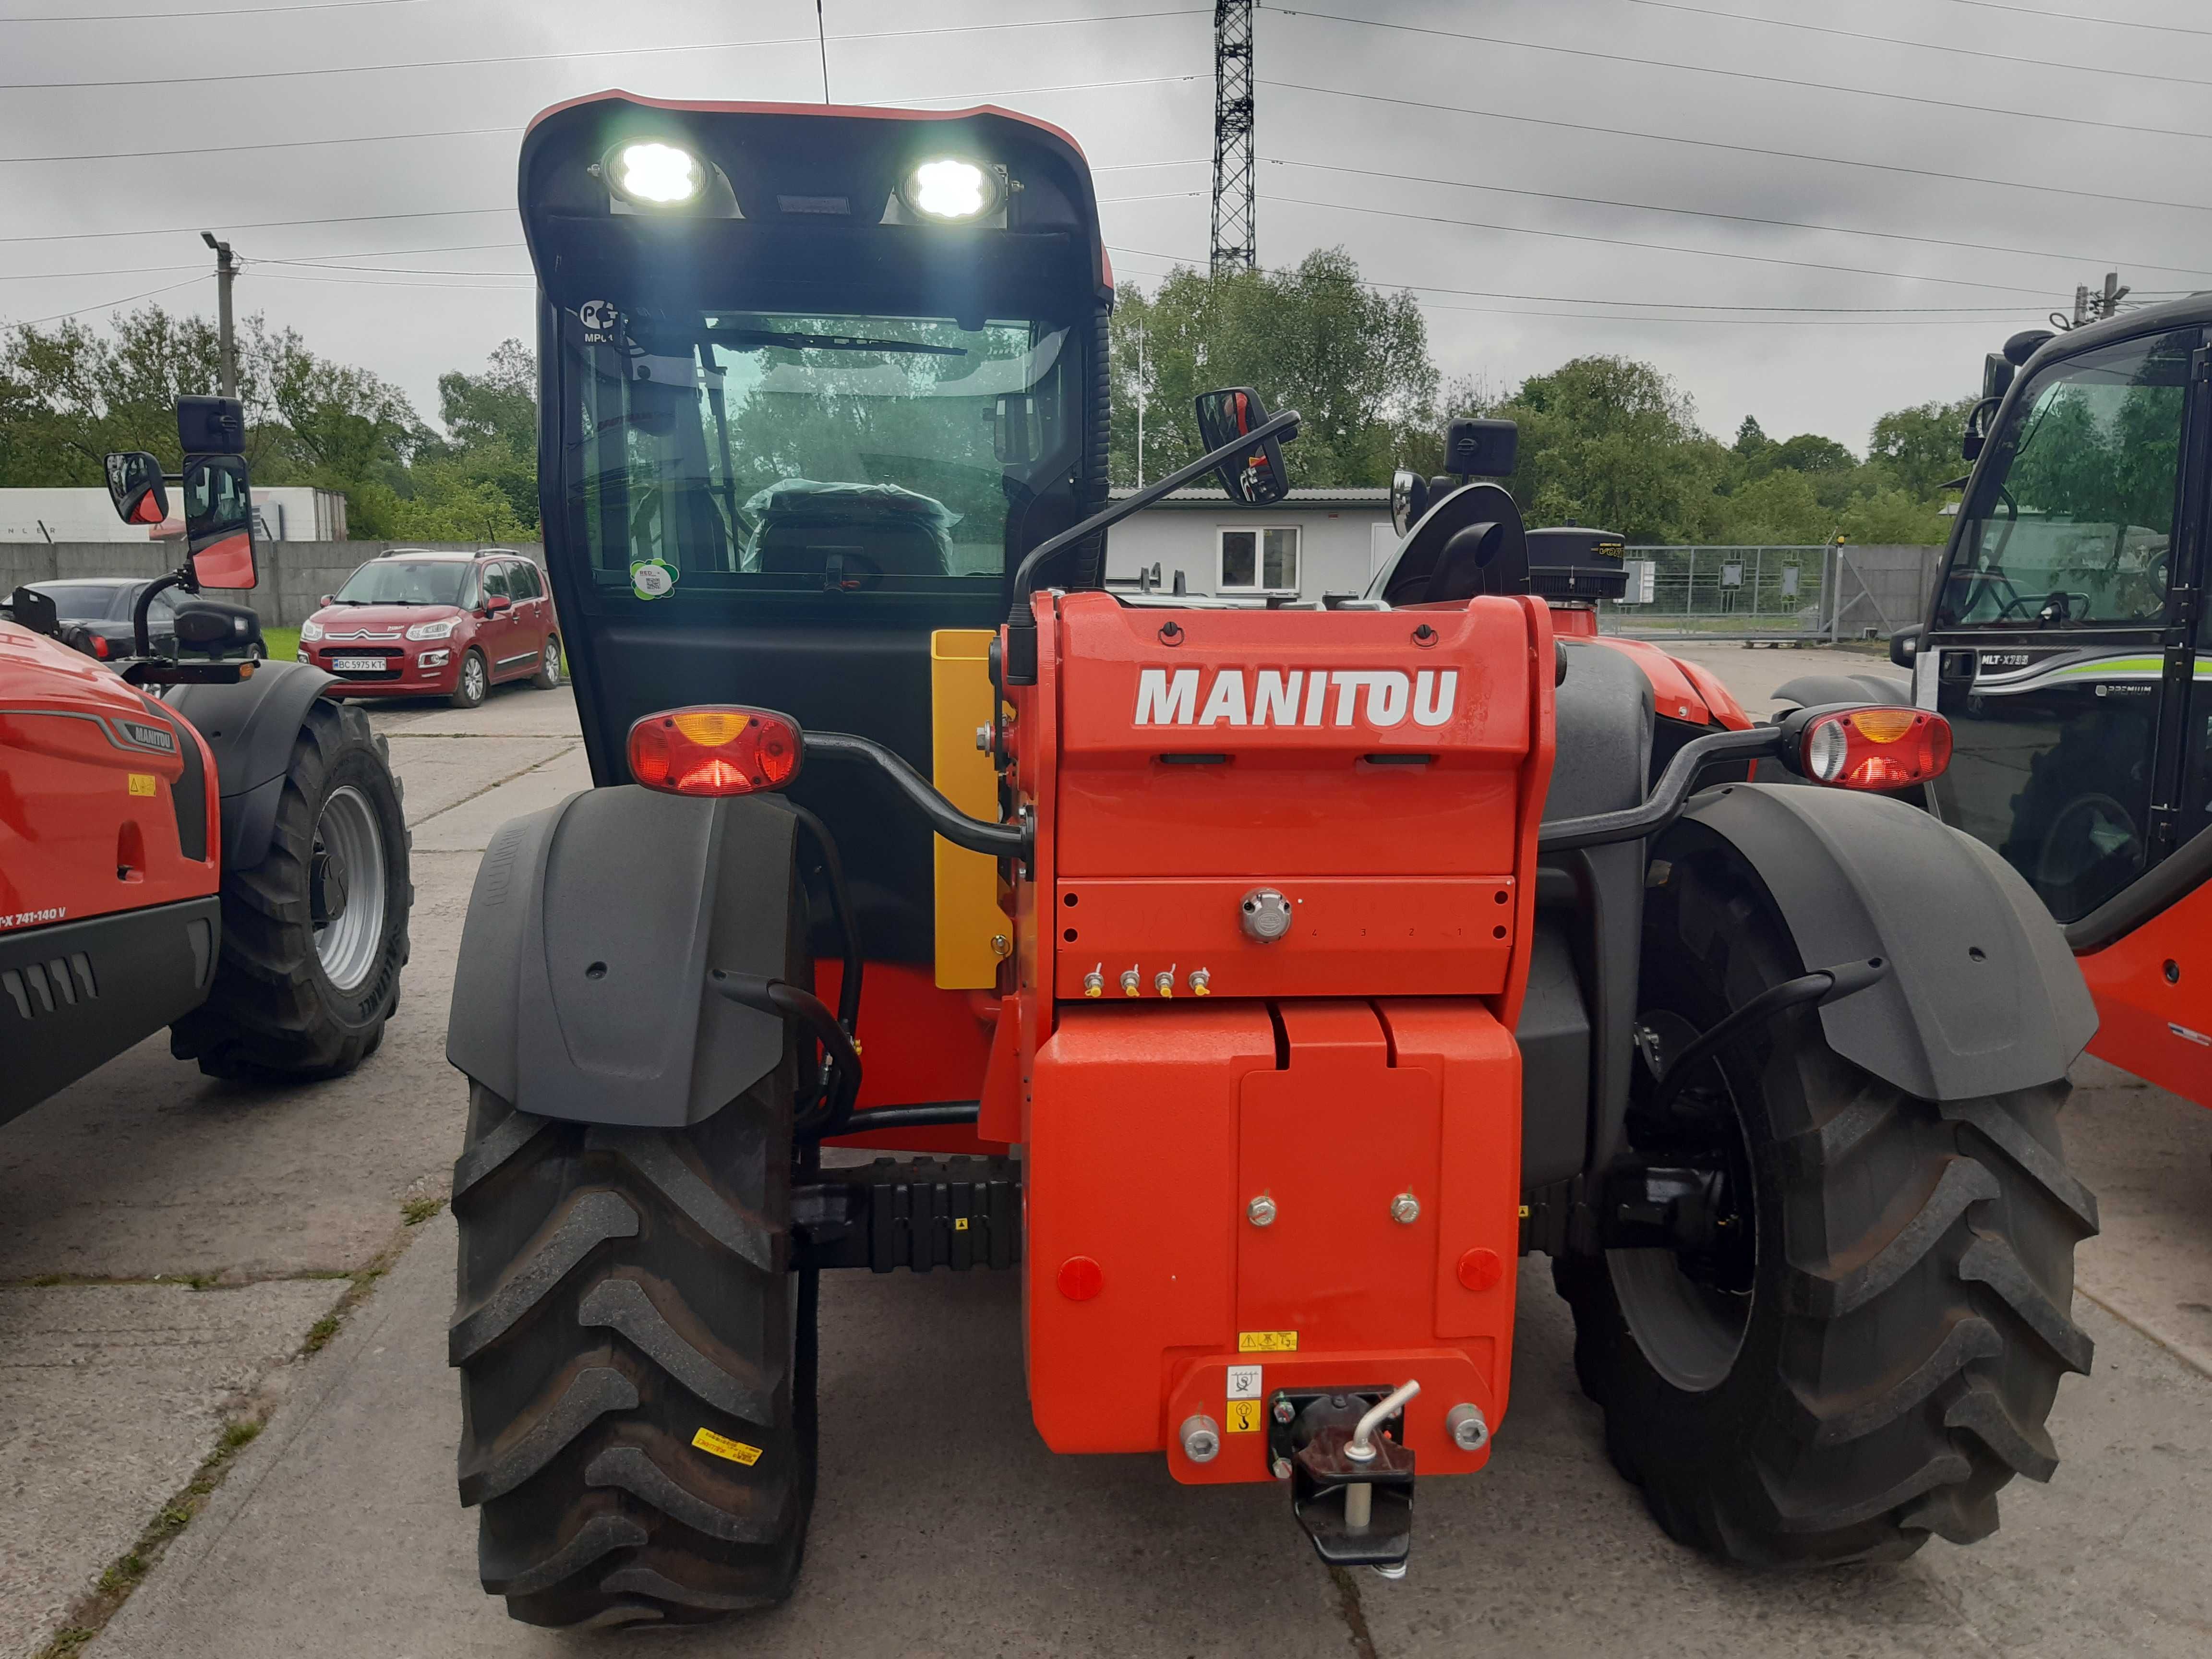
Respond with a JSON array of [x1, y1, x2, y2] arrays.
[[1658, 783, 2095, 1101], [1770, 670, 1911, 713], [164, 660, 337, 871], [445, 785, 801, 1127]]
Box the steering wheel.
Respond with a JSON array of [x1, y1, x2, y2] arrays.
[[1994, 590, 2088, 624], [2032, 792, 2141, 894]]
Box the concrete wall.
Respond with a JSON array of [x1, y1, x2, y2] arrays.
[[0, 541, 544, 628], [1105, 504, 1394, 602]]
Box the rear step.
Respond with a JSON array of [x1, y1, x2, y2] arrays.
[[793, 1154, 1021, 1273]]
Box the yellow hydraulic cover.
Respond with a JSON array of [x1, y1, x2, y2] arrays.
[[931, 629, 1003, 988]]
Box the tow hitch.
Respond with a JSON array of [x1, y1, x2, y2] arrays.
[[1273, 1379, 1421, 1575]]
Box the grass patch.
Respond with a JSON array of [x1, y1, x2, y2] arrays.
[[261, 624, 301, 661], [401, 1195, 446, 1227]]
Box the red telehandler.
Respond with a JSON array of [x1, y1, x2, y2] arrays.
[[443, 96, 2100, 1626], [0, 397, 410, 1119]]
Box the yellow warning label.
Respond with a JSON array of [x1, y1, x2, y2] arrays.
[[127, 773, 157, 797], [953, 1217, 970, 1231], [1238, 1330, 1298, 1353], [1226, 1399, 1262, 1433], [690, 1428, 762, 1467]]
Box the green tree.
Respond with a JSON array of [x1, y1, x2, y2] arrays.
[[422, 339, 540, 530], [1109, 248, 1436, 488], [1839, 486, 1948, 545], [1867, 397, 1977, 499]]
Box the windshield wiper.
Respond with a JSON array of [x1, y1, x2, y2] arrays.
[[707, 327, 967, 357]]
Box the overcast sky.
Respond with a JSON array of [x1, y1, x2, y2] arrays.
[[4, 0, 2207, 453]]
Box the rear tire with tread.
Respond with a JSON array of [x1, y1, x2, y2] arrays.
[[171, 699, 410, 1080], [1555, 840, 2096, 1566], [450, 1067, 813, 1627]]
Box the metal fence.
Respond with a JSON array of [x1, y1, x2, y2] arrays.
[[1599, 543, 1942, 641]]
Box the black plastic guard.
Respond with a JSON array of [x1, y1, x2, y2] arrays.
[[1660, 784, 2096, 1101], [163, 660, 336, 871], [445, 786, 800, 1127]]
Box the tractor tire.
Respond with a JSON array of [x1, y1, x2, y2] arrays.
[[449, 1070, 814, 1628], [171, 699, 411, 1081], [1555, 841, 2097, 1567]]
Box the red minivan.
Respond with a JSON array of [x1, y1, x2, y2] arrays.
[[298, 550, 561, 708]]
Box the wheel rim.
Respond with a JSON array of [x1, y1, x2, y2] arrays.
[[312, 784, 387, 992], [543, 639, 560, 681], [1608, 1009, 1757, 1394], [464, 655, 485, 700]]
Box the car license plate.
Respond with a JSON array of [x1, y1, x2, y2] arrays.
[[331, 655, 385, 673]]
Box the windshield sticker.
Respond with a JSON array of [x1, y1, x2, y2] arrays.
[[578, 299, 620, 346], [628, 557, 678, 601]]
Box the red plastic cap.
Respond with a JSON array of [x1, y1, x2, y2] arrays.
[[1057, 1256, 1103, 1301], [1456, 1247, 1503, 1293], [627, 705, 803, 796], [1800, 707, 1951, 792]]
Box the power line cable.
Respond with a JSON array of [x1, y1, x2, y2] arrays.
[[15, 276, 203, 327], [1260, 156, 2212, 280], [0, 8, 1209, 91], [2, 0, 429, 18], [1262, 79, 2212, 217], [1264, 7, 2212, 144], [1937, 0, 2212, 38], [1626, 0, 2212, 88], [1263, 192, 2063, 297]]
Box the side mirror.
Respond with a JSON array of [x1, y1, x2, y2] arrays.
[[318, 593, 334, 607], [177, 394, 246, 455], [486, 593, 513, 613], [6, 586, 60, 638], [1981, 353, 2015, 404], [104, 451, 169, 528], [1443, 417, 1518, 479], [1889, 624, 1924, 670], [1194, 386, 1292, 505], [993, 393, 1039, 465], [1389, 468, 1430, 537], [180, 452, 258, 589]]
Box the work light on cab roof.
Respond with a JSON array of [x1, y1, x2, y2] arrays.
[[901, 157, 998, 222], [603, 139, 704, 206]]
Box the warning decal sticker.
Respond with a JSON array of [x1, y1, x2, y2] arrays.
[[691, 1427, 762, 1467], [1238, 1330, 1298, 1353]]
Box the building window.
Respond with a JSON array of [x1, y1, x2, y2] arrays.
[[1219, 525, 1299, 592]]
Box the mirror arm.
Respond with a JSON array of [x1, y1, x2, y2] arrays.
[[1001, 407, 1301, 685], [130, 567, 192, 660]]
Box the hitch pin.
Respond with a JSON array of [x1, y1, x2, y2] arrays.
[[1342, 1378, 1419, 1533]]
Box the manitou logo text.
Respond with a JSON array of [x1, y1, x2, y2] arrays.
[[1133, 667, 1458, 728]]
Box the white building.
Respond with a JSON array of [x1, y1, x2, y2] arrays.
[[0, 486, 348, 544], [1105, 486, 1394, 602]]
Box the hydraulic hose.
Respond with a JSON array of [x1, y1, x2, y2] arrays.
[[1644, 957, 1889, 1118]]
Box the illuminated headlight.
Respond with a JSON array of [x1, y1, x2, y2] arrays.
[[902, 157, 998, 222], [299, 617, 324, 642], [606, 140, 704, 206], [405, 617, 459, 641]]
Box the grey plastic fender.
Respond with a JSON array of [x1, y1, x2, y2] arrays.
[[165, 660, 337, 871], [1770, 671, 1911, 713], [1658, 783, 2096, 1101], [444, 785, 799, 1127]]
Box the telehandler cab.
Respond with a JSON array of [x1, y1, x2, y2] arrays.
[[0, 397, 410, 1118], [1778, 307, 2212, 1108], [445, 94, 2101, 1627]]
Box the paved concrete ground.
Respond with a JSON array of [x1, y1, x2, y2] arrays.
[[2, 650, 2207, 1658]]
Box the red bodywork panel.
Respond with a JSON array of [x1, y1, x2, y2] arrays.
[[1003, 590, 1553, 1476], [0, 620, 218, 934], [1581, 632, 1753, 730], [2078, 882, 2212, 1107]]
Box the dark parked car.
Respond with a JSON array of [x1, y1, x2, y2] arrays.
[[29, 577, 266, 664], [296, 549, 560, 709]]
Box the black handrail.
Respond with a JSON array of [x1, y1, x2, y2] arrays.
[[807, 731, 1028, 859], [1537, 726, 1783, 852]]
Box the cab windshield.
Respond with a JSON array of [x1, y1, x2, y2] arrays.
[[563, 307, 1076, 597], [1936, 329, 2193, 629]]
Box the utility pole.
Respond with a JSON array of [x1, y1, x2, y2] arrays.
[[1133, 320, 1148, 488], [201, 232, 238, 399], [1209, 1, 1256, 275], [2095, 270, 2130, 320], [2068, 271, 2129, 327]]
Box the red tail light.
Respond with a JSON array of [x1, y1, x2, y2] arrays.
[[91, 634, 109, 659], [1800, 707, 1950, 791], [627, 705, 803, 796]]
